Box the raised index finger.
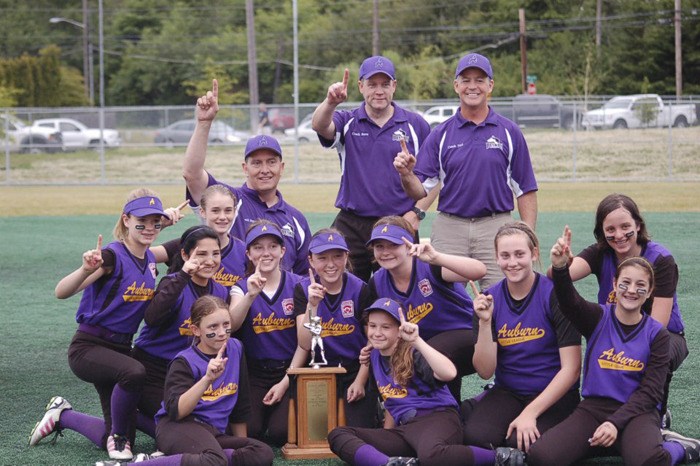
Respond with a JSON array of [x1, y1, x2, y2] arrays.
[[255, 258, 262, 274], [216, 341, 227, 360], [402, 237, 414, 248], [308, 268, 316, 284], [341, 68, 349, 90], [96, 234, 103, 251], [468, 280, 480, 296], [399, 138, 409, 155], [212, 79, 218, 98], [398, 307, 406, 325], [176, 200, 189, 211]]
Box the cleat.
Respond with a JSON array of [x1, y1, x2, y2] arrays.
[[95, 461, 123, 466], [662, 430, 700, 464], [661, 408, 672, 429], [386, 457, 419, 466], [495, 447, 525, 466], [107, 434, 133, 461], [28, 396, 72, 447], [133, 453, 158, 462], [149, 450, 165, 458]]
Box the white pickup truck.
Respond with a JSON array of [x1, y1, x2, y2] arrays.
[[582, 94, 697, 129]]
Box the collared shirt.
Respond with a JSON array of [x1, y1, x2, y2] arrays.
[[414, 107, 538, 218], [319, 102, 430, 217]]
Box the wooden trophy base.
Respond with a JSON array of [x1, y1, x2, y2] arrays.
[[282, 366, 346, 460]]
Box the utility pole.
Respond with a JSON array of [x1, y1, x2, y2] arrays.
[[519, 9, 527, 94], [81, 0, 90, 101], [372, 0, 380, 56], [675, 0, 682, 99], [595, 0, 602, 51], [246, 0, 259, 132]]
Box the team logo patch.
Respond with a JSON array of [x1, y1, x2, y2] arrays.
[[282, 298, 294, 316], [148, 262, 157, 279], [485, 136, 504, 150], [418, 278, 433, 297], [341, 300, 354, 318], [281, 223, 294, 238]]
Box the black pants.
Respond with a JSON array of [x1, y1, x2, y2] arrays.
[[427, 329, 476, 403], [526, 397, 671, 466], [338, 367, 380, 428], [662, 331, 689, 416], [247, 367, 290, 446], [131, 346, 168, 418], [332, 210, 381, 283]]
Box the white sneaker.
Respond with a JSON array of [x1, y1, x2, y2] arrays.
[[107, 434, 133, 461], [28, 396, 72, 447]]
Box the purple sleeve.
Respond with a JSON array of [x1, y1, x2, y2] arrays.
[[318, 110, 352, 148], [508, 125, 538, 195], [414, 127, 442, 182]]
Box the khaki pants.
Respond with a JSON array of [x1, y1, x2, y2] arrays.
[[430, 211, 512, 290]]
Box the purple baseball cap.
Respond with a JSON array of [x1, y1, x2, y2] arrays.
[[123, 196, 165, 217], [359, 56, 396, 80], [363, 298, 403, 323], [366, 224, 412, 246], [245, 222, 284, 247], [244, 135, 282, 159], [309, 232, 349, 254], [455, 53, 493, 79]]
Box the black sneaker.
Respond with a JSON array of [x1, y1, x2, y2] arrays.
[[386, 457, 419, 466], [495, 447, 525, 466], [662, 430, 700, 463], [662, 408, 672, 429]]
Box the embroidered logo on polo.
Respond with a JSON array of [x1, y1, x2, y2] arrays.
[[213, 267, 242, 287], [320, 318, 355, 338], [485, 136, 504, 150], [179, 317, 193, 336], [282, 298, 294, 316], [405, 302, 433, 323], [378, 383, 409, 400], [597, 347, 645, 371], [281, 223, 294, 238], [341, 300, 354, 318], [251, 313, 295, 334], [497, 323, 545, 346], [122, 281, 155, 302], [418, 279, 433, 297], [201, 382, 238, 401]]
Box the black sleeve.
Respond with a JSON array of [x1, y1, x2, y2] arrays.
[[144, 271, 190, 327], [357, 283, 374, 322], [161, 238, 182, 267], [429, 263, 448, 285], [293, 283, 309, 318], [651, 254, 678, 299], [101, 248, 116, 269], [577, 243, 603, 276], [551, 266, 603, 339], [367, 278, 378, 304], [548, 291, 583, 348], [412, 351, 441, 389], [607, 328, 670, 430], [163, 357, 196, 421], [229, 348, 252, 423]]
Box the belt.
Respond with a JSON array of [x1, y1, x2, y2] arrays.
[[78, 323, 132, 345], [441, 211, 511, 220], [247, 357, 292, 371]]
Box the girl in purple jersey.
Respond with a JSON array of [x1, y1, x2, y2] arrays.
[[367, 215, 486, 403], [132, 225, 229, 430], [29, 189, 170, 461], [229, 220, 308, 445], [294, 228, 378, 427], [527, 228, 700, 466], [551, 193, 687, 428], [463, 222, 581, 459], [329, 298, 523, 466], [102, 296, 274, 466]]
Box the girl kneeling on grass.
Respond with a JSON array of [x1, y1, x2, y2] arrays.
[[526, 227, 700, 466], [328, 298, 523, 466], [29, 189, 179, 461]]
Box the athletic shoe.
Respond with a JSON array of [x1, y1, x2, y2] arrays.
[[149, 450, 165, 458], [662, 429, 700, 463], [28, 396, 72, 447], [662, 408, 672, 429], [107, 434, 133, 461], [385, 457, 419, 466], [495, 447, 525, 466]]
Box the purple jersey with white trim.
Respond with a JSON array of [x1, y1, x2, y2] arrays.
[[237, 270, 301, 361], [187, 176, 311, 275], [134, 274, 229, 361], [490, 274, 578, 396], [212, 235, 247, 289], [582, 306, 663, 404], [370, 259, 473, 339], [371, 348, 457, 424], [414, 108, 537, 218], [321, 102, 430, 217], [155, 338, 243, 433], [75, 241, 157, 334], [297, 273, 367, 365], [579, 241, 684, 334]]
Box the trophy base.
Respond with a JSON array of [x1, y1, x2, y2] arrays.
[[281, 443, 337, 459]]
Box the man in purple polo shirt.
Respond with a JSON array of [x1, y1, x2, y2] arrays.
[[311, 56, 436, 282], [183, 79, 312, 275], [395, 53, 538, 288]]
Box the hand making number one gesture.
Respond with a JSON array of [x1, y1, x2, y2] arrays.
[[182, 246, 202, 276], [246, 260, 267, 297], [469, 280, 493, 322], [205, 342, 228, 382], [196, 79, 219, 122], [82, 234, 104, 273], [550, 225, 574, 269], [326, 69, 349, 106], [307, 268, 327, 308], [162, 200, 189, 228], [393, 136, 416, 176], [398, 307, 419, 344]]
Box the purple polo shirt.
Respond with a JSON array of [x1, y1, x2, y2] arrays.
[[187, 174, 311, 275], [319, 102, 430, 217], [414, 107, 537, 218]]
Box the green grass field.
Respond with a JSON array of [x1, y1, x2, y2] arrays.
[[1, 206, 699, 465]]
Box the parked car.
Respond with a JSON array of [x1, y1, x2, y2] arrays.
[[489, 94, 582, 129], [33, 118, 121, 149], [154, 119, 247, 146], [284, 115, 316, 142], [268, 108, 296, 133], [581, 94, 697, 129], [0, 114, 63, 153], [422, 105, 458, 128]]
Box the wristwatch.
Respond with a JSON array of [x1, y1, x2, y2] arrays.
[[411, 206, 426, 220]]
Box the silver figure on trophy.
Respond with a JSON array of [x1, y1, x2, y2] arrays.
[[304, 315, 328, 368]]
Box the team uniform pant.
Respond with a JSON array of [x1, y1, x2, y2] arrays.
[[663, 332, 689, 417], [132, 346, 169, 418], [430, 212, 512, 290], [427, 329, 476, 403], [329, 408, 487, 466], [338, 367, 380, 428], [247, 367, 290, 446], [526, 397, 672, 466], [155, 415, 274, 466], [67, 331, 145, 447], [462, 385, 580, 448]]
